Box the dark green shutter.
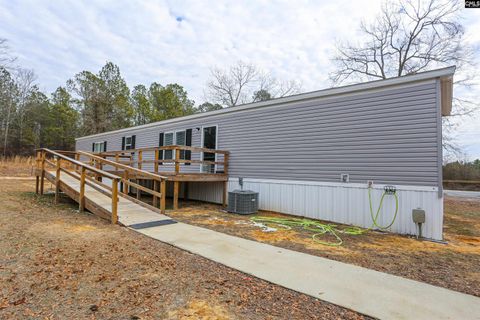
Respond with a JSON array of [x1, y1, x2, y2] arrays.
[[121, 137, 125, 150], [103, 141, 107, 152], [159, 133, 164, 165], [92, 143, 95, 152], [185, 129, 192, 165], [131, 135, 136, 149]]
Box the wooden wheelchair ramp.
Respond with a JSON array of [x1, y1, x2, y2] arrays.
[[36, 148, 168, 225], [44, 170, 168, 225]]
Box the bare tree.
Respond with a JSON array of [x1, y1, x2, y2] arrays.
[[206, 61, 301, 107], [257, 71, 301, 99], [330, 0, 477, 155], [0, 38, 19, 155], [0, 68, 17, 156], [207, 62, 258, 107], [15, 69, 37, 145], [331, 0, 469, 82], [0, 38, 16, 69]]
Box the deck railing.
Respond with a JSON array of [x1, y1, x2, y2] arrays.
[[97, 145, 230, 176], [35, 148, 121, 223], [95, 145, 230, 208], [75, 150, 168, 211], [36, 145, 229, 214]]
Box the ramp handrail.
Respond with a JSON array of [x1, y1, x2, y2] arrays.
[[35, 148, 121, 223], [75, 150, 167, 212]]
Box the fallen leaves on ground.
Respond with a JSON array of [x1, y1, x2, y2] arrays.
[[0, 180, 368, 319]]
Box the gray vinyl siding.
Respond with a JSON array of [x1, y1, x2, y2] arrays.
[[76, 80, 441, 187]]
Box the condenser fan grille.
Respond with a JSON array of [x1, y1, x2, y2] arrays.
[[227, 190, 259, 215]]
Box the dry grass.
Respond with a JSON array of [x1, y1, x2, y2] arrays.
[[0, 156, 35, 177], [167, 299, 230, 320]]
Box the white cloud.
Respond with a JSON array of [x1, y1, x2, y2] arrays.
[[0, 0, 384, 99], [0, 0, 479, 157]]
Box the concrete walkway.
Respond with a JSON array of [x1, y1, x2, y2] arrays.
[[119, 212, 480, 320]]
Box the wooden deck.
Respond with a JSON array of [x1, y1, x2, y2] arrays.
[[34, 146, 229, 223], [90, 145, 230, 209]]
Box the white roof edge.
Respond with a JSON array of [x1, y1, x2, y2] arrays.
[[76, 66, 456, 140]]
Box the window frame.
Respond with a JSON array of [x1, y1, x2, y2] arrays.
[[93, 141, 105, 153], [124, 136, 133, 150], [160, 129, 192, 166], [162, 129, 187, 161]]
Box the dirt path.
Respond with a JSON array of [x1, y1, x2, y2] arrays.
[[0, 180, 368, 319]]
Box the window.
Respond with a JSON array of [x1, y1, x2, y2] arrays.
[[159, 129, 192, 165], [121, 135, 136, 150], [92, 141, 106, 153], [125, 136, 133, 150], [163, 130, 186, 160]]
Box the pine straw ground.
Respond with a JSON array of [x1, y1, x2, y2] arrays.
[[0, 179, 368, 320], [168, 199, 480, 298]]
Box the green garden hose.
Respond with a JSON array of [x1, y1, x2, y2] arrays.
[[368, 186, 399, 230], [250, 186, 399, 247], [250, 216, 365, 247]]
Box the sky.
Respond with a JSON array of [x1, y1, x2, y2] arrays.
[[1, 0, 479, 159]]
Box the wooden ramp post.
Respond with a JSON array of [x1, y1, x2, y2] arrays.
[[123, 171, 129, 195], [35, 151, 41, 194], [40, 151, 45, 195], [79, 167, 86, 212], [173, 147, 180, 210], [74, 153, 80, 172], [111, 178, 119, 224], [160, 180, 166, 214], [153, 180, 159, 207], [136, 150, 142, 200], [223, 181, 228, 207], [223, 153, 229, 207], [54, 158, 61, 204], [173, 181, 179, 210]]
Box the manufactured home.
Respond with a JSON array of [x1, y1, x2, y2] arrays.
[[75, 66, 455, 240]]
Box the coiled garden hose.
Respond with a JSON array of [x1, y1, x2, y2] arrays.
[[368, 186, 399, 230], [250, 216, 365, 247]]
